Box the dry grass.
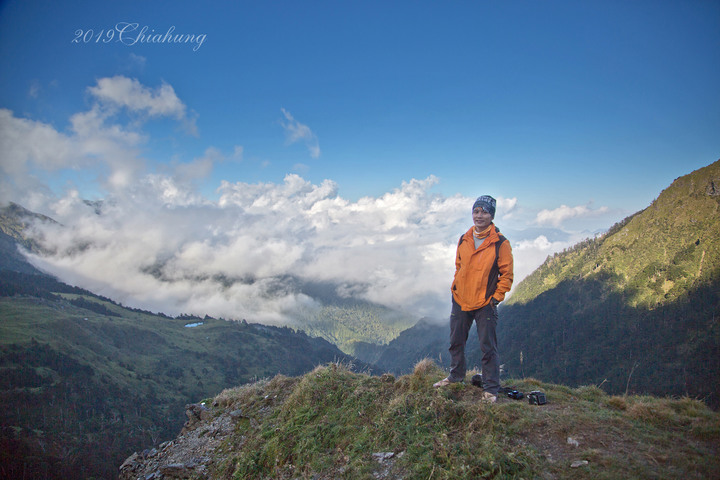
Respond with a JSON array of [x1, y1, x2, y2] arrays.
[[209, 361, 720, 480]]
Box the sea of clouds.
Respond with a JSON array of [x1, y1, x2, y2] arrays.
[[0, 76, 615, 324]]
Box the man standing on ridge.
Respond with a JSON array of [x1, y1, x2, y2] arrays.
[[433, 195, 514, 403]]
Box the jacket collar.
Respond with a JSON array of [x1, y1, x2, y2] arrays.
[[463, 223, 500, 249]]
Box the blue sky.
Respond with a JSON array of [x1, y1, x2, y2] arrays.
[[1, 1, 719, 320]]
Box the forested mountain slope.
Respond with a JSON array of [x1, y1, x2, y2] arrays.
[[508, 160, 720, 307], [499, 160, 720, 407], [0, 204, 366, 480]]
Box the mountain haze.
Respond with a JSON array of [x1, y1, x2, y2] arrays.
[[0, 203, 56, 275]]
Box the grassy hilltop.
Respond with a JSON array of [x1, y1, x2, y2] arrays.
[[120, 361, 720, 480]]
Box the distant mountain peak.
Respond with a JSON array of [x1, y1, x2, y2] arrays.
[[0, 202, 58, 254]]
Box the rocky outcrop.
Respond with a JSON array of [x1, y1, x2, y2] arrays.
[[119, 403, 240, 480], [707, 178, 720, 196], [118, 400, 408, 480]]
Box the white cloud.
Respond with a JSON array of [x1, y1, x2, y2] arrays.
[[0, 108, 76, 174], [22, 173, 479, 322], [232, 145, 244, 160], [175, 147, 218, 180], [88, 76, 197, 135], [3, 77, 610, 325], [126, 53, 147, 71], [28, 80, 41, 99], [0, 77, 208, 197], [89, 76, 185, 119], [536, 203, 609, 227], [512, 235, 567, 282], [498, 196, 518, 216], [280, 108, 320, 158], [293, 163, 310, 174], [19, 166, 557, 324]]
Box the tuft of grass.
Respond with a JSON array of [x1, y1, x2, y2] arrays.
[[606, 395, 628, 411], [412, 357, 436, 375], [208, 361, 720, 479]]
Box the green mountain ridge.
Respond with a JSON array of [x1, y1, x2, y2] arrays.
[[294, 302, 416, 356], [499, 159, 720, 407], [352, 317, 451, 374], [0, 275, 366, 479], [507, 159, 720, 307]]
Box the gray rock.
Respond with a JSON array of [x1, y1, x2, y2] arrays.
[[160, 462, 191, 478]]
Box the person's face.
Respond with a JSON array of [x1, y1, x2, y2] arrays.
[[472, 207, 493, 230]]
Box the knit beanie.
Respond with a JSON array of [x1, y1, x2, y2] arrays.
[[472, 195, 496, 218]]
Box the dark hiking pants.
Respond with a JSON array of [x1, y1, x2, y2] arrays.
[[447, 298, 500, 394]]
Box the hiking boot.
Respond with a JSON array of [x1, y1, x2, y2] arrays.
[[480, 391, 497, 403], [433, 378, 452, 388]]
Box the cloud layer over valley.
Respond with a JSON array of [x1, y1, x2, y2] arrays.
[[1, 76, 620, 323]]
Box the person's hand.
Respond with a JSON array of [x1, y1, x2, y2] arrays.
[[491, 298, 499, 307]]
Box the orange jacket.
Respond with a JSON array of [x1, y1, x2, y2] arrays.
[[451, 224, 514, 311]]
